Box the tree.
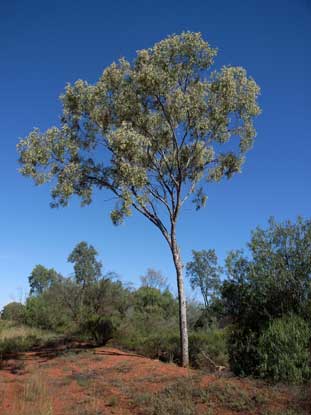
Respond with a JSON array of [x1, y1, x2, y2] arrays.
[[28, 264, 60, 296], [221, 216, 311, 376], [186, 249, 221, 311], [1, 302, 26, 323], [17, 32, 260, 366], [68, 241, 102, 287], [140, 268, 168, 291], [222, 217, 311, 326]]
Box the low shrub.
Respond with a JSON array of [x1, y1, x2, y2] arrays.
[[189, 329, 228, 368], [80, 316, 114, 345], [113, 327, 180, 362], [143, 331, 180, 362], [258, 314, 311, 384], [139, 378, 198, 415], [0, 322, 58, 356], [115, 326, 228, 368]]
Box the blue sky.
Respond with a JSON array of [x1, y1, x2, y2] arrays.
[[0, 0, 310, 308]]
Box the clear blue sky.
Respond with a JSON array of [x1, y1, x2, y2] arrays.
[[0, 0, 310, 308]]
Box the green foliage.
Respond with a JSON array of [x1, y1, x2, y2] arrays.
[[258, 315, 311, 384], [139, 331, 180, 362], [17, 31, 260, 367], [80, 316, 114, 345], [25, 296, 54, 329], [227, 327, 260, 376], [28, 265, 60, 296], [114, 286, 180, 359], [1, 302, 26, 324], [222, 217, 311, 378], [17, 32, 260, 224], [23, 244, 131, 344], [116, 326, 228, 368], [189, 329, 228, 368], [133, 286, 178, 318], [186, 249, 222, 310], [68, 241, 102, 286], [0, 321, 58, 355], [25, 285, 73, 332]]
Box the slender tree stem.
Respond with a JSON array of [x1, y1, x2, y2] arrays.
[[170, 224, 189, 367]]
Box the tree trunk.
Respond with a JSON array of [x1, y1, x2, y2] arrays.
[[171, 230, 189, 367]]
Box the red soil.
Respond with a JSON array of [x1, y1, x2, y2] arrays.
[[0, 344, 306, 415]]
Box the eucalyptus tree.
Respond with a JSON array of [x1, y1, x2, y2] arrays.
[[28, 264, 60, 296], [17, 32, 260, 366], [68, 241, 102, 287], [186, 249, 222, 311]]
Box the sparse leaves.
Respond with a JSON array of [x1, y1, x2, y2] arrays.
[[17, 31, 260, 231]]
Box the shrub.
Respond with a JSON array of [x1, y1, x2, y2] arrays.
[[146, 378, 197, 415], [143, 331, 180, 362], [115, 326, 228, 369], [81, 316, 114, 345], [189, 329, 228, 368], [1, 302, 26, 324], [228, 327, 260, 376], [114, 327, 180, 362], [258, 314, 311, 384], [0, 323, 58, 355], [222, 217, 311, 378], [25, 296, 54, 330]]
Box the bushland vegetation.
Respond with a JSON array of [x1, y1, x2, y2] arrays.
[[1, 216, 310, 385]]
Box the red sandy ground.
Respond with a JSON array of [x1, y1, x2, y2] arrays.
[[0, 344, 308, 415]]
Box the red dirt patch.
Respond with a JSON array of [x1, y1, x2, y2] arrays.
[[0, 344, 306, 414]]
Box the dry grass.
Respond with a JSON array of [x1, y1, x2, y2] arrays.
[[0, 321, 58, 355], [4, 372, 54, 415]]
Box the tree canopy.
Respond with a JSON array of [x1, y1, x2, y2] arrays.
[[68, 241, 102, 287], [28, 265, 60, 296], [17, 31, 260, 235], [222, 216, 311, 376], [186, 249, 222, 310]]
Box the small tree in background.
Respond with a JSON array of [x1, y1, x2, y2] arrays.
[[28, 265, 60, 296], [68, 241, 102, 287], [17, 32, 260, 366], [1, 302, 26, 324], [186, 249, 222, 312], [140, 268, 168, 291]]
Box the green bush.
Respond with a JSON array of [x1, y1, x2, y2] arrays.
[[258, 315, 311, 384], [0, 335, 39, 354], [114, 327, 180, 362], [222, 217, 311, 379], [25, 296, 56, 330], [81, 316, 114, 345], [0, 323, 58, 355], [1, 302, 26, 324], [189, 329, 228, 368], [143, 331, 180, 362], [228, 327, 260, 376], [115, 326, 228, 368]]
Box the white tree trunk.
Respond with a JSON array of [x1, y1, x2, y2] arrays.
[[171, 232, 189, 367]]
